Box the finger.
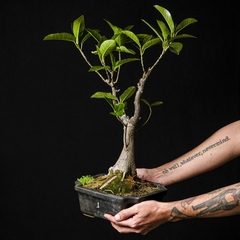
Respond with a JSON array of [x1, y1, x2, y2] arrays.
[[104, 213, 115, 221], [136, 168, 146, 178], [114, 205, 138, 221]]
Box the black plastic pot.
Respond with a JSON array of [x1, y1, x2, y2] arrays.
[[74, 175, 167, 219]]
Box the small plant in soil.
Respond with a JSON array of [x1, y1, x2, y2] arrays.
[[43, 5, 197, 195]]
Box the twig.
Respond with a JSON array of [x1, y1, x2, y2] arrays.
[[99, 175, 117, 190]]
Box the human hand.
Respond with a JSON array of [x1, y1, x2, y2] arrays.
[[137, 168, 161, 184], [104, 200, 170, 235]]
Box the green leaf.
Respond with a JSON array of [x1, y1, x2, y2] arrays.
[[124, 25, 134, 31], [104, 97, 115, 110], [141, 99, 163, 107], [171, 34, 197, 41], [88, 66, 110, 72], [142, 38, 161, 53], [99, 39, 116, 59], [154, 5, 175, 34], [81, 33, 91, 45], [119, 86, 136, 102], [110, 53, 116, 70], [114, 33, 128, 46], [110, 112, 117, 116], [151, 101, 163, 107], [92, 45, 102, 57], [91, 92, 118, 101], [122, 30, 141, 48], [43, 33, 76, 42], [86, 28, 102, 42], [104, 19, 121, 34], [113, 102, 126, 117], [116, 46, 136, 55], [136, 34, 153, 44], [141, 99, 151, 107], [141, 19, 163, 42], [114, 58, 139, 70], [72, 15, 85, 44], [175, 18, 198, 34], [114, 102, 125, 111], [156, 20, 170, 40], [169, 42, 183, 55]]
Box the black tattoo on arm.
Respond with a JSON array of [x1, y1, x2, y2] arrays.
[[162, 136, 231, 175], [170, 207, 193, 219], [170, 185, 240, 220], [192, 188, 240, 216]]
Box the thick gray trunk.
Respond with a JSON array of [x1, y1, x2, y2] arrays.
[[108, 122, 136, 178], [108, 76, 149, 178]]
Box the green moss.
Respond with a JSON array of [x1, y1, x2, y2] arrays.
[[77, 175, 94, 185]]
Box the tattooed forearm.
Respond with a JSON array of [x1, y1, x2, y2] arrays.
[[192, 188, 240, 216], [170, 207, 193, 220], [181, 198, 196, 209], [170, 185, 240, 220], [162, 136, 230, 175]]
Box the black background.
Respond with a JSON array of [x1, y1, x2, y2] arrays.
[[1, 0, 240, 239]]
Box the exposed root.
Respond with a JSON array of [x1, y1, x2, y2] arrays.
[[82, 172, 161, 196], [99, 175, 117, 190]]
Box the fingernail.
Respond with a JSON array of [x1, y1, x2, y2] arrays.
[[114, 214, 120, 221]]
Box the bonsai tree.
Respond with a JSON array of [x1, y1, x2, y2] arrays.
[[44, 5, 197, 191]]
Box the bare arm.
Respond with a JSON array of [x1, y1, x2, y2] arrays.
[[104, 120, 240, 234], [104, 182, 240, 235], [137, 120, 240, 186]]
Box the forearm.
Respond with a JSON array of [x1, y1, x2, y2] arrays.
[[154, 120, 240, 186], [166, 183, 240, 222]]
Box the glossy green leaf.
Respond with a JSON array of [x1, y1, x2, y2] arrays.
[[105, 97, 114, 109], [43, 33, 75, 42], [122, 30, 141, 48], [86, 28, 102, 42], [151, 101, 163, 107], [110, 112, 117, 116], [99, 39, 116, 59], [88, 66, 110, 72], [136, 34, 153, 44], [116, 46, 136, 54], [156, 20, 169, 40], [91, 92, 118, 101], [142, 19, 163, 42], [114, 102, 125, 111], [113, 102, 126, 117], [175, 18, 198, 34], [72, 15, 85, 44], [114, 33, 128, 46], [169, 42, 183, 55], [142, 38, 161, 53], [91, 45, 102, 57], [141, 99, 151, 107], [171, 34, 197, 41], [104, 19, 121, 34], [120, 86, 136, 102], [114, 58, 139, 70], [141, 99, 163, 107], [124, 25, 134, 31], [110, 53, 116, 69], [154, 5, 174, 34], [81, 33, 91, 45]]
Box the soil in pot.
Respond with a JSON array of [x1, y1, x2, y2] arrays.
[[75, 172, 167, 219], [81, 173, 162, 197]]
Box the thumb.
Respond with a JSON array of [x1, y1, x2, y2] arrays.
[[114, 205, 138, 221], [114, 213, 121, 221], [136, 168, 146, 178]]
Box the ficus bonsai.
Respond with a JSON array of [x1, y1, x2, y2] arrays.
[[44, 5, 197, 193]]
